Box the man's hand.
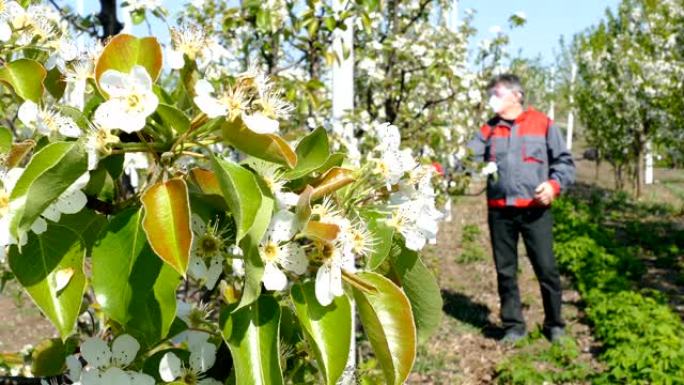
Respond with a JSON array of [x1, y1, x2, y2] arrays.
[[534, 181, 556, 206]]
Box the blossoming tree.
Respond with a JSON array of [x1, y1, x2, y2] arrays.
[[0, 1, 444, 384]]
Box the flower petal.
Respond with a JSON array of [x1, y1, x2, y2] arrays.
[[130, 65, 153, 90], [242, 112, 279, 134], [93, 100, 125, 130], [189, 341, 217, 373], [66, 354, 82, 380], [0, 21, 11, 42], [55, 190, 88, 215], [111, 334, 140, 367], [266, 210, 296, 243], [167, 49, 185, 70], [100, 367, 131, 385], [315, 264, 335, 306], [128, 372, 155, 385], [204, 255, 223, 290], [80, 336, 112, 369], [278, 243, 308, 275], [193, 95, 226, 118], [99, 69, 129, 97], [18, 101, 38, 126], [188, 255, 208, 282], [262, 262, 287, 291], [159, 352, 182, 382]]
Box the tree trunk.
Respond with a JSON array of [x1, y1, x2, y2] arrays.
[[98, 0, 123, 39]]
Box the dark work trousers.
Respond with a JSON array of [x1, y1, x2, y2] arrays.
[[487, 207, 564, 333]]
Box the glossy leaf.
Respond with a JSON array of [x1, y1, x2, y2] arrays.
[[95, 34, 163, 88], [311, 167, 355, 200], [0, 59, 47, 102], [302, 221, 340, 242], [220, 296, 283, 385], [5, 139, 35, 169], [284, 127, 329, 180], [92, 208, 181, 347], [9, 141, 87, 242], [31, 338, 66, 376], [234, 183, 273, 312], [367, 219, 395, 270], [156, 103, 190, 134], [8, 224, 86, 340], [390, 246, 443, 343], [58, 209, 107, 254], [0, 126, 11, 154], [353, 272, 416, 385], [291, 282, 351, 385], [210, 155, 262, 242], [295, 185, 314, 229], [190, 168, 223, 197], [222, 116, 297, 169], [141, 178, 192, 276]]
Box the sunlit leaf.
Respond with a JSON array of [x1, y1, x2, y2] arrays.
[[291, 281, 351, 385], [220, 296, 283, 385], [8, 224, 86, 340], [353, 272, 416, 385], [141, 179, 192, 276]]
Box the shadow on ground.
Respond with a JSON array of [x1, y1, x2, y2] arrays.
[[441, 289, 504, 340]]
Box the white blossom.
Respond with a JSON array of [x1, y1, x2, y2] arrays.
[[93, 65, 158, 133]]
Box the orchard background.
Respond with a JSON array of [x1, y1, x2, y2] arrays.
[[0, 0, 683, 384]]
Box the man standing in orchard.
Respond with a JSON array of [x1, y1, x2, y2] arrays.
[[467, 74, 575, 343]]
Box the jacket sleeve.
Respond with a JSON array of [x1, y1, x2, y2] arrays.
[[546, 122, 575, 195], [466, 125, 490, 164]]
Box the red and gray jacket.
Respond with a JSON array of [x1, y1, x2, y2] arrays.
[[467, 108, 575, 208]]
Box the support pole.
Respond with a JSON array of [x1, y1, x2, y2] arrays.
[[566, 63, 577, 150], [331, 1, 356, 384]]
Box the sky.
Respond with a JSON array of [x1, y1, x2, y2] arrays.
[[69, 0, 619, 65], [459, 0, 620, 64]]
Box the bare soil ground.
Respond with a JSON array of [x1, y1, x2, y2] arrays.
[[408, 193, 602, 385]]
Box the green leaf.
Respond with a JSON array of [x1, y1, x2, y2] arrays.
[[0, 126, 12, 154], [0, 59, 47, 102], [220, 296, 284, 385], [314, 152, 345, 174], [390, 246, 442, 343], [222, 116, 297, 169], [353, 272, 416, 385], [291, 282, 351, 385], [141, 179, 193, 276], [95, 34, 163, 89], [367, 219, 395, 270], [284, 127, 330, 180], [156, 103, 190, 134], [8, 141, 87, 240], [8, 224, 86, 340], [31, 338, 66, 376], [57, 209, 108, 254], [234, 182, 273, 312], [44, 67, 66, 99], [210, 155, 262, 242], [91, 208, 181, 348]]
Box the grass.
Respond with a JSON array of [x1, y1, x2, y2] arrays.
[[495, 328, 594, 384]]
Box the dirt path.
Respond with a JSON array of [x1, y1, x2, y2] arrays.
[[408, 194, 602, 384], [0, 284, 57, 353]]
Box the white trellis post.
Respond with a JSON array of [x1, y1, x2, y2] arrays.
[[120, 1, 133, 34], [446, 0, 458, 31], [645, 140, 654, 185], [331, 0, 356, 384], [566, 63, 577, 151]]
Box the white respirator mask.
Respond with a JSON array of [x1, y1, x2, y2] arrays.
[[488, 95, 505, 113]]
